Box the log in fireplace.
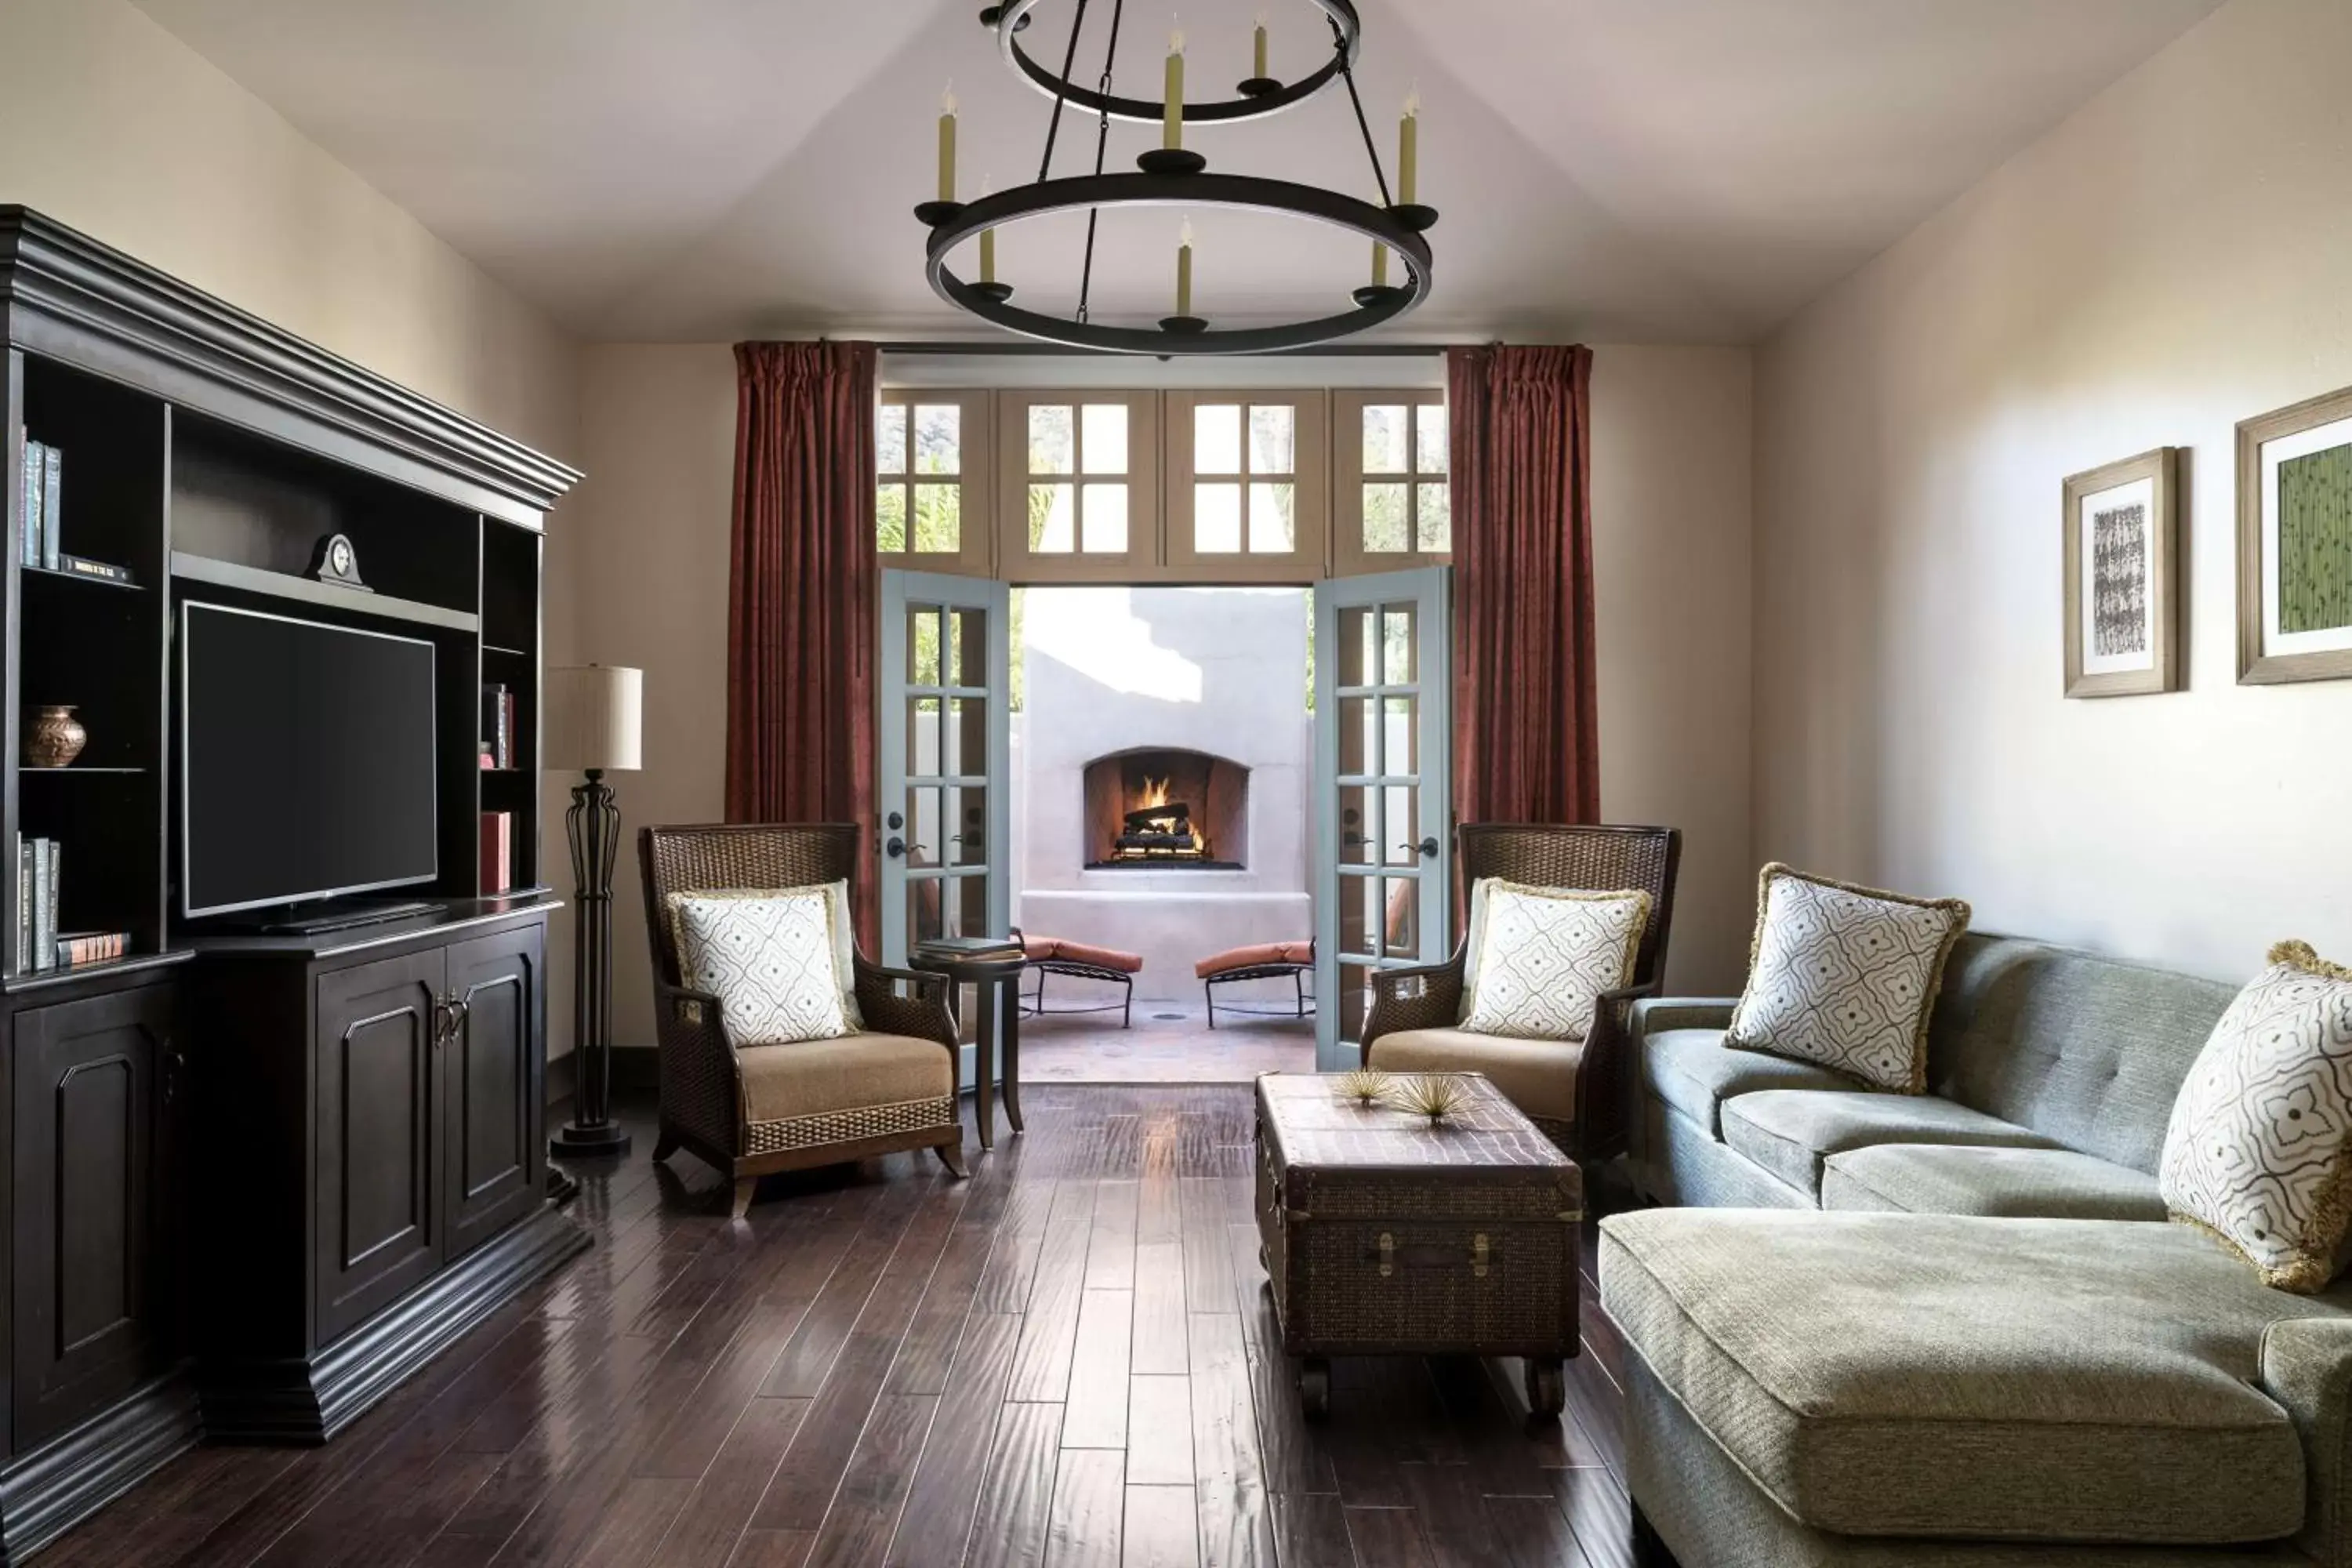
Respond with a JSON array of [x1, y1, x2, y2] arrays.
[[1082, 748, 1247, 869]]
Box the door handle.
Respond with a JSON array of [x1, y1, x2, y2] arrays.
[[1400, 837, 1439, 858], [886, 837, 907, 859]]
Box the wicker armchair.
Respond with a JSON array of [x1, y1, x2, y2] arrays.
[[1361, 823, 1682, 1161], [639, 822, 967, 1217]]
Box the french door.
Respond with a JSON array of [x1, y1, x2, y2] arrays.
[[878, 572, 1012, 978], [1312, 568, 1453, 1070]]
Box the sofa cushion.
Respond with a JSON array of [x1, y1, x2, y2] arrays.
[[735, 1032, 953, 1127], [1719, 1090, 2063, 1197], [1367, 1028, 1580, 1124], [1599, 1209, 2323, 1544], [1645, 1029, 1863, 1138], [1822, 1143, 2167, 1221]]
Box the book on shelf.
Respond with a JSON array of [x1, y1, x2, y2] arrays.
[[39, 444, 60, 570], [480, 682, 514, 769], [23, 836, 59, 973], [19, 437, 40, 567], [56, 553, 132, 585], [13, 836, 25, 971], [56, 931, 126, 968], [479, 811, 512, 895]]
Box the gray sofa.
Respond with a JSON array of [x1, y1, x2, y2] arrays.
[[1601, 932, 2352, 1566]]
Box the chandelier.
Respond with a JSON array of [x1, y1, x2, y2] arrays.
[[914, 0, 1436, 354]]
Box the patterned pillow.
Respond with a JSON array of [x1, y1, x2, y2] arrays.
[[1457, 879, 1652, 1042], [668, 885, 861, 1048], [1726, 864, 1970, 1093], [2161, 942, 2352, 1294], [665, 880, 863, 1033]]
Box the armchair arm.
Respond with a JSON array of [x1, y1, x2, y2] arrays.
[[1574, 980, 1661, 1162], [651, 978, 741, 1156], [852, 956, 960, 1054], [2263, 1317, 2352, 1566], [1360, 952, 1468, 1061], [1628, 996, 1740, 1040]]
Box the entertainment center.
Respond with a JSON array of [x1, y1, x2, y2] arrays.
[[0, 209, 586, 1560]]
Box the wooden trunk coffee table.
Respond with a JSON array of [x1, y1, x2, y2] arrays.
[[1254, 1071, 1582, 1419]]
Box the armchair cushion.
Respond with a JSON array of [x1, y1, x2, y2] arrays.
[[1366, 1027, 1581, 1124], [736, 1032, 954, 1127], [1457, 879, 1650, 1043], [671, 887, 859, 1047]]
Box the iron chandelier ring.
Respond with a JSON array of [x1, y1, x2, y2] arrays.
[[921, 169, 1432, 355], [990, 0, 1363, 125]]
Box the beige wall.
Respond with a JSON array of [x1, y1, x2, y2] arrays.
[[563, 343, 1755, 1051], [1592, 347, 1755, 994], [1752, 0, 2352, 981]]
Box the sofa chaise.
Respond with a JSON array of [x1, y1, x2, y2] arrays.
[[1602, 931, 2352, 1565]]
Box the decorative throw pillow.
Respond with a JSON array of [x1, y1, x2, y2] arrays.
[[1726, 864, 1970, 1094], [666, 880, 863, 1046], [1457, 879, 1652, 1042], [2161, 942, 2352, 1294]]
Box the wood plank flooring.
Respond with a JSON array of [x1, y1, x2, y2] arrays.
[[45, 1087, 1639, 1568]]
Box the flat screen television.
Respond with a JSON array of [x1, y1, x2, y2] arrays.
[[180, 601, 439, 918]]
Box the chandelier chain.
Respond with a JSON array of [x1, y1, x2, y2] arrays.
[[1334, 20, 1394, 209], [1075, 0, 1125, 325], [1035, 0, 1091, 182]]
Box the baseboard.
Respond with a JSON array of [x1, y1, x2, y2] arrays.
[[0, 1371, 201, 1563], [200, 1202, 591, 1444], [546, 1047, 575, 1109]]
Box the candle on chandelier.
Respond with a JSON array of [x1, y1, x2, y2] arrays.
[[1176, 219, 1195, 317], [978, 176, 996, 284], [1398, 90, 1419, 205], [1253, 13, 1269, 79], [1371, 242, 1388, 288], [938, 84, 958, 203], [1164, 28, 1186, 150]]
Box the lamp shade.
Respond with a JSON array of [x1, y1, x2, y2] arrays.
[[543, 664, 643, 772]]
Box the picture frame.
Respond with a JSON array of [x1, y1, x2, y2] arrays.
[[2239, 383, 2352, 684], [2063, 446, 2177, 698]]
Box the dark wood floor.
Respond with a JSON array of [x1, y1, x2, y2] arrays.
[[45, 1086, 1638, 1568]]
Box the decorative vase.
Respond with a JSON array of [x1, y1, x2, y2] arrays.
[[27, 706, 85, 768]]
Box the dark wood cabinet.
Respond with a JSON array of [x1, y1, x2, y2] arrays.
[[313, 950, 444, 1345], [9, 983, 179, 1450], [442, 927, 544, 1260]]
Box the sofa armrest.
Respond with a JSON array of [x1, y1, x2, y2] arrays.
[[2264, 1317, 2352, 1566], [1629, 996, 1739, 1040]]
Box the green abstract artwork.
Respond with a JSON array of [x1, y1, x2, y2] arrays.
[[2279, 441, 2352, 633]]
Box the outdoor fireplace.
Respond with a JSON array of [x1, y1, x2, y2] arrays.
[[1082, 748, 1248, 869]]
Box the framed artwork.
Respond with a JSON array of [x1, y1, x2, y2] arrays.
[[2063, 447, 2177, 698], [2240, 384, 2352, 684]]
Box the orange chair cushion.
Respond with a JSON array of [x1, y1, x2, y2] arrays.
[[1022, 935, 1145, 973], [1196, 940, 1314, 978]]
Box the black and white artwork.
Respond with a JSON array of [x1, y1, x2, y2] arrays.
[[2091, 500, 2149, 660]]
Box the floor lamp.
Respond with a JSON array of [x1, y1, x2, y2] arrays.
[[546, 663, 644, 1159]]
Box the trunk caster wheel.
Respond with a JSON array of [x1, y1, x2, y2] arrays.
[[1525, 1356, 1566, 1417], [1300, 1357, 1331, 1421]]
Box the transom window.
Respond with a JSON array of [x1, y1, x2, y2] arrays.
[[1026, 401, 1132, 554], [1335, 389, 1449, 575], [1191, 401, 1296, 555], [877, 390, 990, 572]]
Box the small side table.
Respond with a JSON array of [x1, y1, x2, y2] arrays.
[[909, 947, 1025, 1150]]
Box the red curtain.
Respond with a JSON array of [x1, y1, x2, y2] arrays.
[[725, 340, 880, 948], [1447, 343, 1600, 825]]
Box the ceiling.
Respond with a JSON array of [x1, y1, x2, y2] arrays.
[[133, 0, 2219, 345]]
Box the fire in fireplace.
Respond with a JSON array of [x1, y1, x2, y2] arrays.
[[1083, 748, 1247, 870]]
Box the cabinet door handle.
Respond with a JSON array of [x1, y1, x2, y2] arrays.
[[430, 998, 452, 1049], [161, 1040, 186, 1105]]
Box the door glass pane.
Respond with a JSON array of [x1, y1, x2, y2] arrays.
[[909, 608, 942, 685], [1249, 482, 1294, 553], [1081, 403, 1127, 474], [913, 484, 960, 552], [1381, 608, 1417, 685], [955, 873, 990, 936], [877, 485, 907, 552], [1339, 873, 1377, 960], [1030, 483, 1075, 551], [943, 696, 986, 776], [1383, 877, 1419, 959], [908, 786, 944, 867], [878, 407, 907, 474], [906, 699, 941, 782], [910, 877, 945, 948], [949, 606, 988, 686], [914, 405, 960, 474], [1416, 482, 1451, 554], [1363, 405, 1409, 473], [1029, 405, 1075, 474], [1195, 483, 1242, 553], [1384, 785, 1419, 862], [1081, 483, 1128, 552], [948, 786, 989, 865], [1337, 785, 1375, 864], [1336, 606, 1375, 688], [1339, 960, 1372, 1044], [1195, 403, 1242, 474], [1250, 405, 1294, 473], [1415, 405, 1448, 474], [1383, 699, 1417, 779], [1338, 695, 1376, 777], [1363, 483, 1409, 552]]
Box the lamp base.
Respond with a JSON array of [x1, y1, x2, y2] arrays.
[[550, 1119, 633, 1160]]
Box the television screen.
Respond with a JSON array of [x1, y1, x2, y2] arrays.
[[181, 602, 438, 917]]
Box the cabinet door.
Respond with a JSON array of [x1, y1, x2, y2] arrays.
[[11, 983, 178, 1450], [314, 949, 443, 1345], [442, 926, 544, 1259]]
